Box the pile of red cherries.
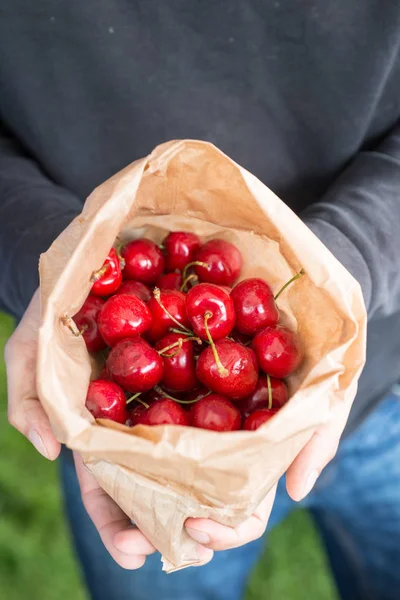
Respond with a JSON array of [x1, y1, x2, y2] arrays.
[[73, 232, 303, 432]]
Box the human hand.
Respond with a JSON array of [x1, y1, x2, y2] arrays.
[[186, 402, 350, 552], [185, 485, 276, 556], [5, 289, 156, 569]]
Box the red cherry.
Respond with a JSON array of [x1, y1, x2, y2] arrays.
[[98, 293, 152, 347], [106, 338, 164, 392], [236, 376, 288, 417], [156, 272, 183, 291], [85, 380, 128, 424], [122, 238, 165, 284], [73, 295, 106, 353], [196, 339, 258, 400], [163, 231, 201, 272], [252, 325, 302, 378], [145, 399, 190, 426], [146, 289, 190, 342], [155, 333, 198, 392], [186, 283, 236, 341], [231, 278, 279, 336], [191, 394, 241, 431], [194, 239, 242, 286], [243, 408, 278, 431], [90, 248, 123, 297], [128, 404, 148, 426], [117, 280, 151, 303]]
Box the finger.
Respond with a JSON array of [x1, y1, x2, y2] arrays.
[[286, 403, 351, 502], [74, 452, 156, 569], [6, 346, 61, 460], [185, 485, 276, 551]]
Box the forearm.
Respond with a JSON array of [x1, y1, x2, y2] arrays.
[[302, 123, 400, 319], [0, 124, 82, 318]]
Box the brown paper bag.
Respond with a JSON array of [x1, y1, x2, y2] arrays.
[[37, 140, 366, 572]]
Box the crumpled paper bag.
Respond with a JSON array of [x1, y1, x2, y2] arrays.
[[37, 140, 366, 572]]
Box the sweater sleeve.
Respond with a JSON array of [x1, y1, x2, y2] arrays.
[[0, 123, 82, 319], [302, 122, 400, 320]]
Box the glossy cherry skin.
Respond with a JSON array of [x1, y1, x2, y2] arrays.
[[122, 238, 165, 284], [90, 248, 123, 297], [85, 380, 128, 424], [117, 280, 151, 303], [106, 338, 164, 393], [236, 376, 289, 417], [186, 283, 236, 341], [156, 272, 183, 291], [243, 408, 278, 431], [145, 399, 190, 426], [252, 325, 302, 378], [128, 404, 148, 426], [163, 231, 201, 272], [231, 278, 279, 336], [194, 239, 242, 287], [73, 295, 107, 353], [98, 293, 152, 347], [146, 290, 190, 342], [191, 394, 241, 431], [155, 333, 198, 392], [196, 339, 258, 400]]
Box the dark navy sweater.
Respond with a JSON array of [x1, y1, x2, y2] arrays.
[[1, 1, 400, 434]]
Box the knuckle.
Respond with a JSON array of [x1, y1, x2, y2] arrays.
[[4, 336, 16, 362]]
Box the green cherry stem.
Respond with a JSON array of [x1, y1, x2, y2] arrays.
[[204, 311, 229, 377], [180, 273, 198, 292], [274, 269, 305, 301], [116, 243, 126, 269], [267, 374, 273, 410], [157, 336, 202, 357], [126, 392, 147, 407], [182, 260, 210, 282], [153, 287, 193, 334], [153, 385, 209, 405]]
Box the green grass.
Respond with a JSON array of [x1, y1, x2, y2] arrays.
[[0, 312, 337, 600]]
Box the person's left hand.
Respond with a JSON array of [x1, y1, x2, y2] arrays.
[[186, 401, 350, 552]]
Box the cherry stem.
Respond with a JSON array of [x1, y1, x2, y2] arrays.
[[154, 385, 209, 405], [169, 328, 193, 337], [61, 316, 87, 337], [116, 243, 126, 269], [274, 269, 305, 301], [126, 392, 146, 406], [153, 287, 193, 334], [157, 336, 202, 357], [180, 273, 198, 292], [267, 374, 273, 410], [182, 260, 210, 281], [204, 311, 229, 377], [90, 264, 108, 283]]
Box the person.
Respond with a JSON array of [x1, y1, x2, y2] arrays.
[[2, 2, 400, 599]]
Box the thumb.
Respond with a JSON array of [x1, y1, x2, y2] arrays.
[[8, 394, 61, 461], [286, 402, 351, 502]]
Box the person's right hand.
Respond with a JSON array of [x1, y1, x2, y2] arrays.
[[5, 289, 157, 569]]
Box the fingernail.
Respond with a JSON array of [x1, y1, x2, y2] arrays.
[[302, 469, 319, 499], [186, 527, 210, 545], [28, 429, 49, 459]]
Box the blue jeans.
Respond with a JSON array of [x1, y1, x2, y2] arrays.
[[60, 390, 400, 600]]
